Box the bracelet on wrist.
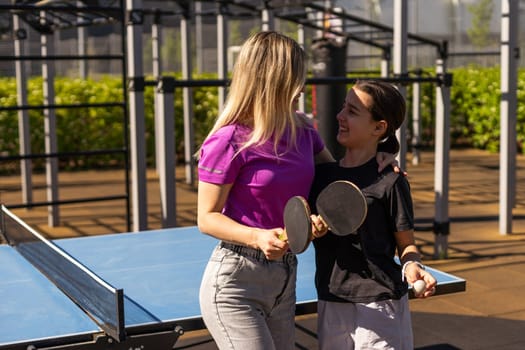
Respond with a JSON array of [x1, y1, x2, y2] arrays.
[[401, 260, 425, 282]]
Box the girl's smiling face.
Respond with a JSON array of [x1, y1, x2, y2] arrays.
[[336, 87, 386, 150]]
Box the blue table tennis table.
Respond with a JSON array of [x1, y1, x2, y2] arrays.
[[0, 206, 466, 350]]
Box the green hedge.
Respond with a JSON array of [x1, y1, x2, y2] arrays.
[[451, 66, 525, 153], [0, 67, 524, 173], [0, 73, 219, 173], [0, 76, 127, 171]]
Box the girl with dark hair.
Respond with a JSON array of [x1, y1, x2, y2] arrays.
[[309, 80, 437, 350]]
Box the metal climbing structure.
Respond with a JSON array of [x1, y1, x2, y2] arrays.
[[0, 0, 131, 230]]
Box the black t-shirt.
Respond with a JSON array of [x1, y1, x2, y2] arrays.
[[309, 158, 414, 303]]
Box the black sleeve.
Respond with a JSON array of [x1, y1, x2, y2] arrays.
[[389, 176, 414, 232]]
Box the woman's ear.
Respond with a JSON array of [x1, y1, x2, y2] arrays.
[[374, 120, 388, 137]]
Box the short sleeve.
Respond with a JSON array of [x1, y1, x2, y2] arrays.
[[391, 177, 414, 232], [307, 124, 325, 155], [198, 128, 244, 184]]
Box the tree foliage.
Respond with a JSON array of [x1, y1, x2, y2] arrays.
[[466, 0, 494, 48]]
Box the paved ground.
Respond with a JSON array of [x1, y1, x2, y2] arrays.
[[2, 148, 525, 349]]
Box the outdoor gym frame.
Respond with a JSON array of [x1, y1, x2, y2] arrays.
[[0, 0, 131, 231], [0, 0, 520, 258]]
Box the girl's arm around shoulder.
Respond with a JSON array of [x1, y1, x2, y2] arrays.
[[376, 152, 408, 175], [197, 180, 289, 260]]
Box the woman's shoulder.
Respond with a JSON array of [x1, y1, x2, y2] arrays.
[[208, 124, 251, 144], [214, 124, 250, 136]]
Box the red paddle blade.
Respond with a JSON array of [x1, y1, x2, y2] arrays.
[[316, 180, 367, 236], [283, 196, 312, 254]]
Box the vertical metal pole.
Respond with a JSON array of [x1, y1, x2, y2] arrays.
[[433, 59, 451, 259], [118, 0, 131, 232], [393, 0, 408, 170], [152, 10, 162, 175], [411, 70, 422, 165], [152, 11, 162, 79], [499, 0, 519, 235], [13, 15, 33, 206], [41, 11, 59, 226], [195, 1, 204, 74], [297, 24, 307, 113], [261, 6, 274, 31], [126, 0, 148, 231], [380, 46, 391, 78], [181, 9, 196, 185], [157, 78, 176, 228], [217, 2, 228, 112], [77, 0, 87, 79]]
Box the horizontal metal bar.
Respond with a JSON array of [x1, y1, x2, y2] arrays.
[[449, 51, 500, 57], [0, 54, 124, 61], [305, 75, 442, 85], [0, 102, 125, 112], [0, 148, 126, 161], [5, 195, 129, 210], [0, 4, 122, 15]]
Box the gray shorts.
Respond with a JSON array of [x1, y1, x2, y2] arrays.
[[199, 242, 297, 350], [317, 296, 413, 350]]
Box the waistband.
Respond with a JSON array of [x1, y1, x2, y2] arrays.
[[220, 242, 296, 265]]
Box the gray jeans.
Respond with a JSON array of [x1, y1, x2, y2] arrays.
[[199, 242, 297, 350]]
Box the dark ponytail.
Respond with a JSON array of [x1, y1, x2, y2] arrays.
[[377, 133, 400, 154]]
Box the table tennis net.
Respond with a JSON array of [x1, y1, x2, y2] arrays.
[[0, 205, 126, 342]]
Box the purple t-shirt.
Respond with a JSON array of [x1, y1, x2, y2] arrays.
[[198, 123, 325, 229]]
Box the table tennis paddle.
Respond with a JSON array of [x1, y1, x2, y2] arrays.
[[315, 180, 367, 236], [281, 180, 368, 254], [281, 196, 312, 254]]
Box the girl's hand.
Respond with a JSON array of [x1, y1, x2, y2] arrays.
[[404, 262, 437, 298], [310, 214, 329, 240]]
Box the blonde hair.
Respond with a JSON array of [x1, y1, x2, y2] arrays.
[[199, 31, 307, 157]]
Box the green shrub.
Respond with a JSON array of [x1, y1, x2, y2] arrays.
[[450, 66, 525, 153], [0, 74, 220, 173]]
